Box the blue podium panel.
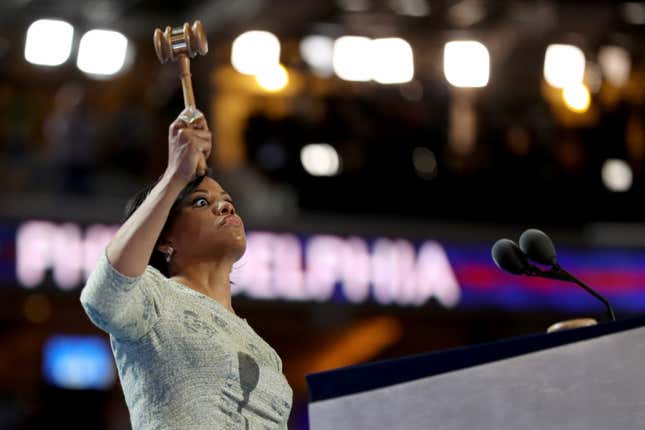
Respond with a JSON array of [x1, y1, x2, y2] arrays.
[[307, 317, 645, 430]]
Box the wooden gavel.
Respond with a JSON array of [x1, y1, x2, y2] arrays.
[[153, 20, 208, 124]]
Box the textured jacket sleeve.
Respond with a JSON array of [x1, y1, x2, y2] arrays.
[[80, 248, 164, 341]]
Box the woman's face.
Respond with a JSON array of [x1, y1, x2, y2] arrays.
[[166, 176, 246, 266]]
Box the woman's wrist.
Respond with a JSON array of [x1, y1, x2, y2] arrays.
[[159, 170, 188, 197]]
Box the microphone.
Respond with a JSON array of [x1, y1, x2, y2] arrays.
[[518, 229, 557, 266], [518, 229, 616, 322], [491, 239, 531, 275], [491, 237, 566, 280]]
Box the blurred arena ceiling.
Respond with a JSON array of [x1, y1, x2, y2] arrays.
[[0, 0, 643, 226], [1, 0, 640, 85], [0, 0, 640, 36]]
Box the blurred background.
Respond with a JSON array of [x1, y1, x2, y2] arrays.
[[0, 0, 644, 428]]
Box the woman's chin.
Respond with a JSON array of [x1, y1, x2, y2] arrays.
[[229, 238, 247, 260], [213, 236, 246, 261]]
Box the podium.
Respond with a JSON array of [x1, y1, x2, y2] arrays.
[[307, 316, 645, 429]]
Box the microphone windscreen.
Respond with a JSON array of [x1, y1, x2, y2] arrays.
[[519, 229, 557, 266], [491, 239, 529, 275]]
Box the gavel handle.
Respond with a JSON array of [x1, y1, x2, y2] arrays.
[[178, 54, 196, 108], [177, 54, 204, 124]]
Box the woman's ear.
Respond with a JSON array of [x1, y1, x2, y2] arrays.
[[156, 235, 173, 255]]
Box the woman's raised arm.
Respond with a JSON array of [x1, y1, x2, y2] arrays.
[[107, 118, 211, 277], [80, 118, 212, 340]]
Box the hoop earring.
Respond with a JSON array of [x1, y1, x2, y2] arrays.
[[165, 247, 174, 263]]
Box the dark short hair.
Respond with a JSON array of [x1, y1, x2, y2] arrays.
[[122, 169, 212, 276]]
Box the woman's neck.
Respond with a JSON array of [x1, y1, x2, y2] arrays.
[[170, 259, 235, 314]]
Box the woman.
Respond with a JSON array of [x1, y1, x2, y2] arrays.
[[80, 116, 293, 429]]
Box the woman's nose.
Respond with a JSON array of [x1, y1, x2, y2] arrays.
[[216, 201, 235, 215]]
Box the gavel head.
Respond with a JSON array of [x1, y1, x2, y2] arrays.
[[153, 20, 208, 64]]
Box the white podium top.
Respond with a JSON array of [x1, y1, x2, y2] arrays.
[[310, 324, 645, 430]]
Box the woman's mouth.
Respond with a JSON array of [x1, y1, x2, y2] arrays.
[[221, 215, 242, 226]]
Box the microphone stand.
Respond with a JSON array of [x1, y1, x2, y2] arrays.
[[523, 264, 616, 322]]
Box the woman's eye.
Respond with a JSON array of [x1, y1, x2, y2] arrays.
[[193, 198, 208, 207]]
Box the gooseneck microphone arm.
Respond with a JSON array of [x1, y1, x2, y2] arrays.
[[523, 264, 617, 322], [492, 234, 617, 323], [516, 229, 617, 323]]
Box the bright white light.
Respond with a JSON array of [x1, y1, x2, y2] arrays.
[[300, 35, 335, 77], [543, 44, 585, 88], [602, 159, 633, 192], [371, 38, 414, 84], [77, 30, 128, 76], [598, 45, 631, 87], [255, 64, 289, 92], [24, 19, 74, 66], [332, 36, 414, 83], [562, 83, 591, 113], [231, 31, 281, 75], [333, 36, 373, 82], [300, 143, 341, 176], [443, 41, 489, 88]]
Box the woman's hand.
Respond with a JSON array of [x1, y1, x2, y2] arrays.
[[163, 116, 212, 187]]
